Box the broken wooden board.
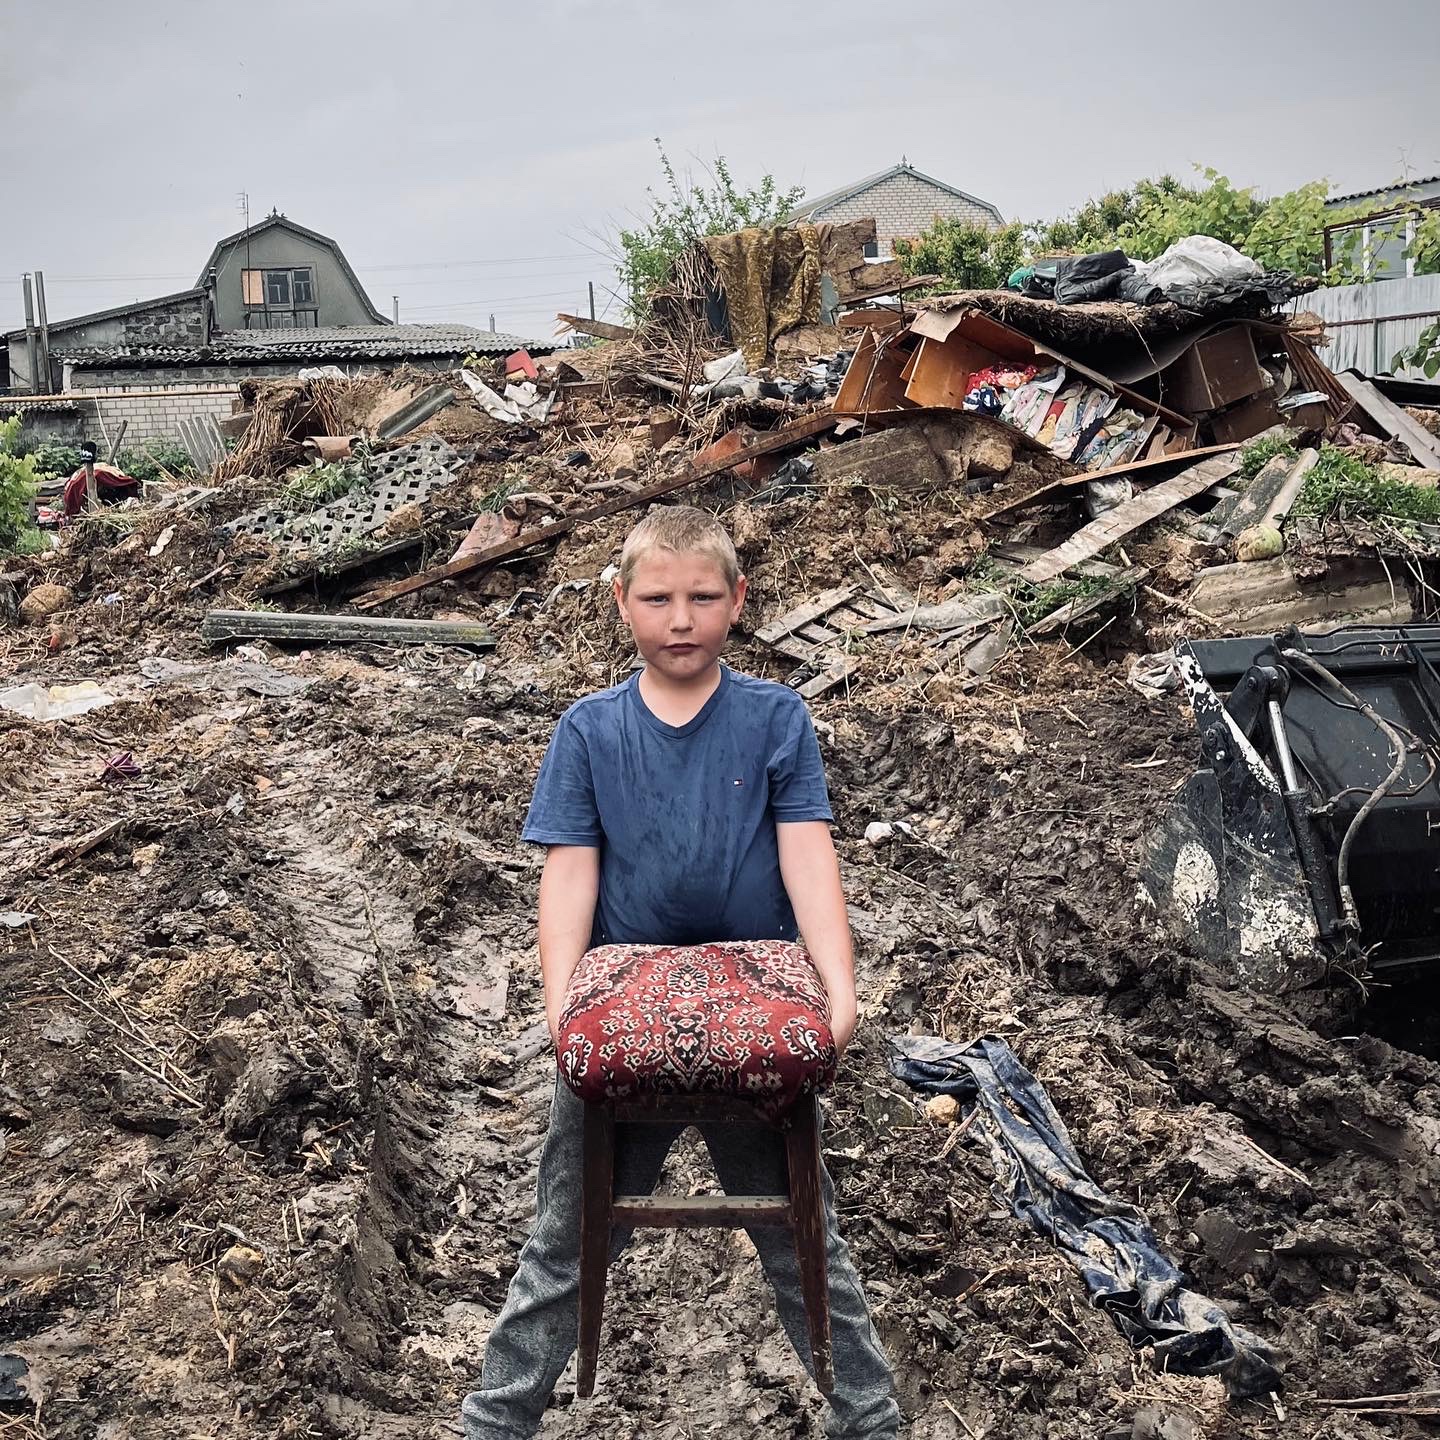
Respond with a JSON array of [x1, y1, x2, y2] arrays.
[[202, 610, 495, 648], [556, 314, 634, 342], [755, 583, 910, 698], [354, 412, 838, 611], [861, 592, 1008, 635], [1334, 371, 1440, 470], [1025, 566, 1150, 636], [1189, 556, 1414, 630], [1016, 454, 1241, 586], [978, 443, 1238, 522], [1215, 448, 1319, 538]]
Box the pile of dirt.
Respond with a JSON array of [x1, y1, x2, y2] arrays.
[[5, 364, 1440, 1440]]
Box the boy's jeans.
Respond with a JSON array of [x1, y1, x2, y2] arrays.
[[462, 1080, 902, 1439]]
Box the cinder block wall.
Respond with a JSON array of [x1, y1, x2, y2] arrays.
[[78, 385, 240, 450]]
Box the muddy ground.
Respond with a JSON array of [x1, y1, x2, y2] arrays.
[[3, 465, 1440, 1440]]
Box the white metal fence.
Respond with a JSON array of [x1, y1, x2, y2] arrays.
[[1289, 274, 1440, 379]]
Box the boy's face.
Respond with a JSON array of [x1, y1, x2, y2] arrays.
[[615, 549, 746, 685]]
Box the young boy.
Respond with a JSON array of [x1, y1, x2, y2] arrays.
[[462, 506, 902, 1439]]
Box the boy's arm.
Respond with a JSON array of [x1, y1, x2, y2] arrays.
[[776, 821, 857, 1054], [538, 844, 600, 1044]]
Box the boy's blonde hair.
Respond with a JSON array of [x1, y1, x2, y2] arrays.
[[618, 505, 740, 593]]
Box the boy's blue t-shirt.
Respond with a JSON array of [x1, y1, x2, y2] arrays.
[[522, 667, 833, 947]]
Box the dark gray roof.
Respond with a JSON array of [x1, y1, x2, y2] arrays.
[[793, 161, 1004, 226], [196, 213, 388, 324], [1327, 175, 1440, 207], [57, 323, 547, 368], [2, 287, 205, 342]]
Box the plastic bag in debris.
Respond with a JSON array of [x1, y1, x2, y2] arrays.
[[1053, 249, 1132, 305], [888, 1034, 1282, 1397], [702, 350, 746, 385], [459, 369, 555, 425], [1135, 237, 1263, 296], [1085, 476, 1133, 518], [1129, 650, 1184, 697], [298, 366, 347, 381], [0, 680, 116, 721]]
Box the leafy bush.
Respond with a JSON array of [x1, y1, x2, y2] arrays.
[[895, 219, 1028, 291], [1293, 446, 1440, 526], [0, 417, 41, 553], [25, 439, 87, 480], [1239, 432, 1299, 480], [116, 439, 196, 484], [897, 166, 1426, 290], [618, 141, 805, 322], [282, 459, 367, 510]]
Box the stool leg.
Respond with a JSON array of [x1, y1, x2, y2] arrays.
[[577, 1103, 615, 1399], [785, 1094, 834, 1394]]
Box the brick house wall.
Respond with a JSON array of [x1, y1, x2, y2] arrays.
[[76, 385, 240, 450], [809, 173, 1003, 256]]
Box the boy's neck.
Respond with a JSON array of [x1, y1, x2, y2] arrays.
[[638, 661, 723, 726]]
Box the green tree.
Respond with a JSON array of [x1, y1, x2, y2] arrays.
[[894, 219, 1028, 290], [617, 141, 806, 323], [897, 166, 1430, 291], [0, 416, 42, 554]]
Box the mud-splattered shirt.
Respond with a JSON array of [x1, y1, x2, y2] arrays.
[[522, 666, 832, 947]]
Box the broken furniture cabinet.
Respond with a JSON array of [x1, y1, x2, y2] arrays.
[[836, 308, 1196, 473], [1142, 625, 1440, 990], [1158, 326, 1268, 415]]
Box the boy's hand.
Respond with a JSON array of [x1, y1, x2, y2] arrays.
[[829, 996, 858, 1056]]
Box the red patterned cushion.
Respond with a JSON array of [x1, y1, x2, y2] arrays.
[[557, 940, 837, 1119]]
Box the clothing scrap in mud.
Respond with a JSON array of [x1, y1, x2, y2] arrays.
[[4, 217, 1440, 1440]]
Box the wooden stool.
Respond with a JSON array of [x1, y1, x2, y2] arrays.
[[577, 1091, 833, 1397]]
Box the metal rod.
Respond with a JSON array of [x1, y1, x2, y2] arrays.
[[588, 280, 595, 321], [21, 274, 39, 394], [1267, 700, 1302, 792], [33, 269, 53, 394]]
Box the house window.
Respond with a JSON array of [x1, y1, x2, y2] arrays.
[[863, 240, 879, 259], [241, 267, 319, 327]]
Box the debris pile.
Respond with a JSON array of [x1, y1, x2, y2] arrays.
[[4, 223, 1440, 1440]]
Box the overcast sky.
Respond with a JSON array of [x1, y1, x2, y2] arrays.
[[3, 0, 1439, 343]]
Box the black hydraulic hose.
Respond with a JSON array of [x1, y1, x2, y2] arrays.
[[1279, 647, 1409, 932]]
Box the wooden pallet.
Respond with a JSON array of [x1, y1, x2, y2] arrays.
[[755, 578, 913, 698]]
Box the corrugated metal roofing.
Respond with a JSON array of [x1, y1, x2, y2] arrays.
[[58, 323, 547, 368], [1327, 176, 1440, 206]]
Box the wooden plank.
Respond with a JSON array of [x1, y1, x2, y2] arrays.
[[755, 584, 862, 644], [836, 271, 940, 306], [1217, 449, 1320, 538], [556, 313, 634, 342], [202, 610, 495, 648], [1025, 566, 1150, 636], [977, 443, 1237, 522], [611, 1195, 792, 1228], [1334, 371, 1440, 470], [1017, 455, 1241, 586], [862, 592, 1008, 634], [355, 413, 838, 611], [797, 655, 862, 699]]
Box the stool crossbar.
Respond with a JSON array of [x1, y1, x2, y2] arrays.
[[577, 1091, 834, 1397]]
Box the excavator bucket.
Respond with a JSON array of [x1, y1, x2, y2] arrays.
[[1141, 625, 1440, 991]]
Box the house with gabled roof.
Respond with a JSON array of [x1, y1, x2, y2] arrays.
[[792, 160, 1005, 259], [4, 211, 542, 395]]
